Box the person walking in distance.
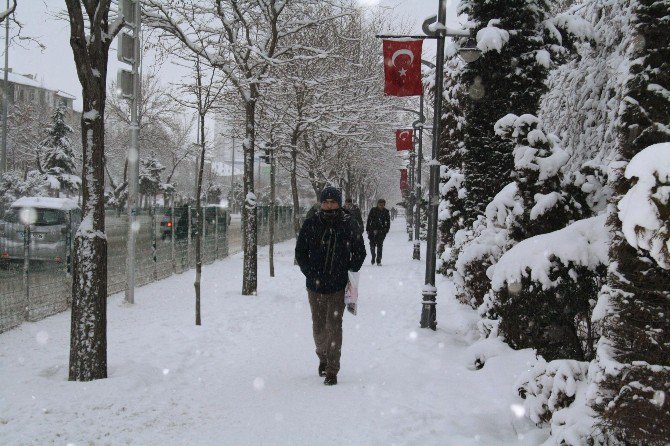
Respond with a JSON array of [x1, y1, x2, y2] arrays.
[[295, 186, 366, 386], [343, 197, 363, 233], [366, 199, 391, 266]]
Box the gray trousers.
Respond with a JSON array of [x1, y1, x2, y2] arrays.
[[307, 289, 346, 376]]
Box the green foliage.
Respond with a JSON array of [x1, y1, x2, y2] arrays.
[[493, 263, 605, 361]]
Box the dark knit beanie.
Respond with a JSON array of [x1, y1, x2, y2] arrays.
[[320, 186, 342, 207]]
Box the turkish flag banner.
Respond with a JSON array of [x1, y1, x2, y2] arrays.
[[400, 169, 409, 190], [383, 39, 423, 97], [396, 129, 413, 151]]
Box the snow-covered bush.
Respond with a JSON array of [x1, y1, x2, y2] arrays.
[[489, 215, 609, 360], [445, 183, 522, 307], [618, 143, 670, 269], [438, 166, 466, 249], [517, 357, 589, 424], [564, 159, 612, 215], [494, 113, 583, 239]]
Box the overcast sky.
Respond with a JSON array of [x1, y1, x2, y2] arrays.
[[7, 0, 461, 111]]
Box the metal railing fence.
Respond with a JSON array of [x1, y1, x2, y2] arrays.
[[0, 204, 294, 333]]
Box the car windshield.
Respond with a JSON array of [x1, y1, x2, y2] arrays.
[[4, 207, 67, 226]]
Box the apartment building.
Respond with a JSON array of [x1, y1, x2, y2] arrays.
[[0, 68, 75, 112]]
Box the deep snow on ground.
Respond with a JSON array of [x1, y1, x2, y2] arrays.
[[0, 220, 548, 445]]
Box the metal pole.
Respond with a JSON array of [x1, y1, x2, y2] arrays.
[[408, 151, 415, 242], [125, 0, 141, 304], [269, 146, 275, 277], [23, 224, 29, 320], [420, 0, 446, 330], [231, 134, 235, 212], [170, 197, 176, 273], [413, 95, 424, 260], [1, 0, 9, 176]]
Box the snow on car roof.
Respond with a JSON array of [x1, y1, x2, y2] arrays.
[[11, 196, 80, 211]]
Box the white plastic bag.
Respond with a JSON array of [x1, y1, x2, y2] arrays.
[[345, 271, 360, 315]]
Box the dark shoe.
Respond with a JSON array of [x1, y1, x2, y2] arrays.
[[371, 258, 375, 265], [324, 374, 337, 386], [318, 362, 326, 377], [376, 261, 381, 266]]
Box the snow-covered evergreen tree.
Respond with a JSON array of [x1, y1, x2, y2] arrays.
[[139, 152, 165, 206], [590, 0, 670, 442], [458, 0, 552, 224], [39, 105, 80, 197], [438, 61, 467, 253], [493, 113, 585, 239]]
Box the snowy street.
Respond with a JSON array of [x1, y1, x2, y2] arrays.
[[0, 220, 546, 445]]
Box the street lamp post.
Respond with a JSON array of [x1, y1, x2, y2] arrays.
[[420, 0, 481, 330], [125, 0, 142, 305], [377, 0, 480, 331], [412, 95, 424, 260]]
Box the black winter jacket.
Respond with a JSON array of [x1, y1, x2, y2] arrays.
[[345, 204, 364, 233], [295, 209, 367, 294], [366, 207, 391, 235]]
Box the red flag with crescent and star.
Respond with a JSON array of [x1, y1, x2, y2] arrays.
[[400, 169, 409, 191], [396, 129, 413, 151], [383, 39, 423, 97]]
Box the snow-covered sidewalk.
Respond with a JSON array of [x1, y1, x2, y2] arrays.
[[0, 220, 547, 445]]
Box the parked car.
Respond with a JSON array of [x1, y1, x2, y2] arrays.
[[0, 196, 81, 264]]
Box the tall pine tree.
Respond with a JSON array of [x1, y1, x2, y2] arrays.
[[458, 0, 551, 224], [591, 0, 670, 442], [40, 105, 80, 197], [139, 152, 165, 207]]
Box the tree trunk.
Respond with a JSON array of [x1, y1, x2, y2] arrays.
[[269, 150, 275, 277], [290, 139, 300, 265], [69, 105, 108, 381], [194, 111, 205, 326], [65, 0, 117, 382], [290, 136, 300, 237], [242, 97, 257, 295]]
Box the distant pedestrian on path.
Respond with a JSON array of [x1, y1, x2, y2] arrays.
[[343, 197, 363, 233], [295, 186, 367, 386], [366, 199, 391, 266], [390, 206, 397, 221]]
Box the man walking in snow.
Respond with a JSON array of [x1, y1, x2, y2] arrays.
[[366, 199, 391, 266], [295, 186, 367, 386]]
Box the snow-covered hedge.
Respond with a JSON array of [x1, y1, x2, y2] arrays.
[[618, 142, 670, 269], [489, 215, 609, 360], [442, 183, 521, 307], [517, 357, 589, 425]]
